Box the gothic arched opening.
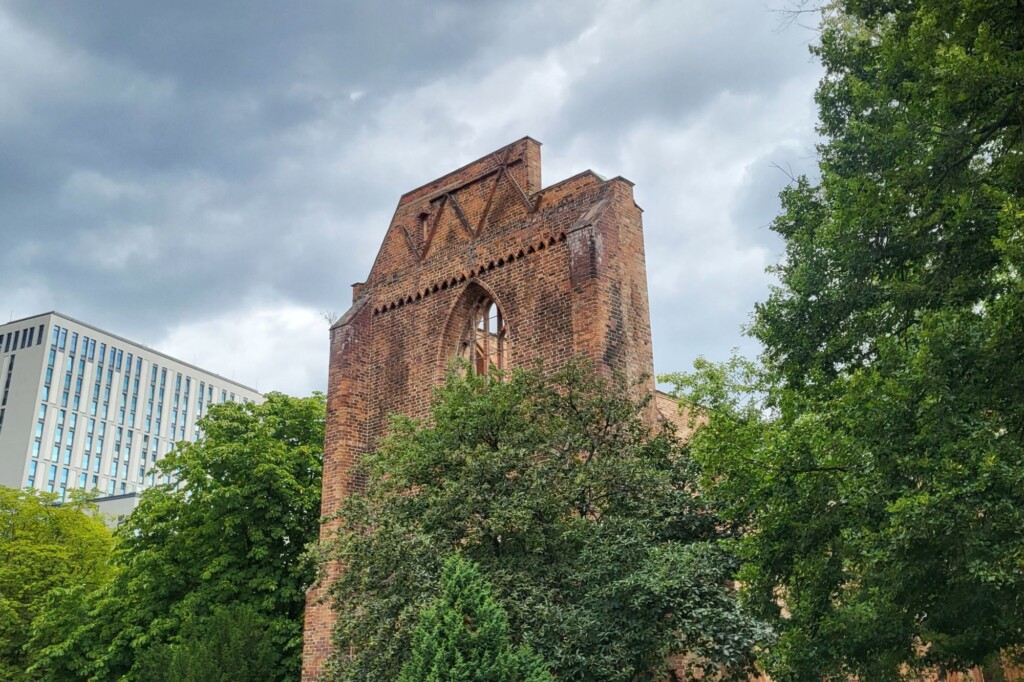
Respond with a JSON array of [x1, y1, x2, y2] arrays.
[[457, 294, 507, 374], [442, 283, 509, 376]]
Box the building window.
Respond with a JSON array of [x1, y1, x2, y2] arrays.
[[456, 293, 508, 375]]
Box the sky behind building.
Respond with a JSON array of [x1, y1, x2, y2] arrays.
[[0, 1, 824, 395]]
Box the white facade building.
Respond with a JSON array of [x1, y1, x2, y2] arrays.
[[0, 312, 262, 501]]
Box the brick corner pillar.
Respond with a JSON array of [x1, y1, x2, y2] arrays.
[[301, 294, 372, 682], [567, 175, 657, 423]]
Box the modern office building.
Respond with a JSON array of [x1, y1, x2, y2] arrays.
[[0, 312, 262, 502]]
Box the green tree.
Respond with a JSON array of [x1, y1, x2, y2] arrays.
[[398, 555, 552, 682], [0, 488, 113, 681], [324, 363, 766, 682], [133, 604, 281, 682], [665, 1, 1024, 679], [29, 392, 325, 681]]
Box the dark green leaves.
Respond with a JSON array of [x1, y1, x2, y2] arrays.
[[666, 1, 1024, 678], [325, 363, 765, 682], [398, 555, 552, 682]]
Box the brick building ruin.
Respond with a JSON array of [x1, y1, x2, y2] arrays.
[[301, 137, 662, 679]]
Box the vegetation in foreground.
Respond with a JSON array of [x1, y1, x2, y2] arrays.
[[16, 392, 325, 682], [664, 1, 1024, 679], [0, 489, 113, 681], [324, 362, 766, 682]]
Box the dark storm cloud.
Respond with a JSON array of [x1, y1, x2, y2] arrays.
[[0, 0, 824, 393]]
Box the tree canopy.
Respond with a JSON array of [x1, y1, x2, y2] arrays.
[[664, 1, 1023, 679], [28, 392, 325, 681], [0, 488, 113, 682], [398, 554, 552, 682], [324, 363, 766, 682]]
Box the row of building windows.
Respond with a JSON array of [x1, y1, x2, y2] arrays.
[[10, 322, 251, 498], [30, 334, 245, 498], [1, 354, 15, 425], [41, 327, 239, 441], [0, 323, 45, 354], [25, 458, 176, 499]]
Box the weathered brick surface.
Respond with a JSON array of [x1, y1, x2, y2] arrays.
[[301, 138, 657, 680]]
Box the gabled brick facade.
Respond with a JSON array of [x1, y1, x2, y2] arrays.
[[301, 137, 657, 680]]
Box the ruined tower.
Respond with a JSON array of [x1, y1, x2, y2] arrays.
[[302, 137, 656, 680]]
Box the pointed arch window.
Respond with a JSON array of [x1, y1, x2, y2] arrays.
[[456, 295, 507, 374]]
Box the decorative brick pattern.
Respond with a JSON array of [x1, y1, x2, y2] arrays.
[[301, 138, 657, 680]]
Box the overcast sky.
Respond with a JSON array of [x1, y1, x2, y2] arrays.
[[0, 0, 823, 396]]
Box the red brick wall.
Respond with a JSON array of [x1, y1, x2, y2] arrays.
[[301, 138, 657, 680]]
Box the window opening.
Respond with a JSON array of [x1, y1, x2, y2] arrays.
[[456, 295, 507, 375]]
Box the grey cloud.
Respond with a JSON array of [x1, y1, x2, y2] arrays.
[[0, 0, 824, 393], [549, 1, 821, 143], [729, 142, 821, 254]]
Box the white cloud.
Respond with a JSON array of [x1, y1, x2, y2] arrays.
[[154, 302, 328, 396]]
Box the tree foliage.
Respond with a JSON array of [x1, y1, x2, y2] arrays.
[[664, 1, 1024, 679], [324, 362, 766, 682], [0, 488, 113, 681], [28, 392, 325, 681], [398, 555, 552, 682], [132, 604, 282, 682]]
